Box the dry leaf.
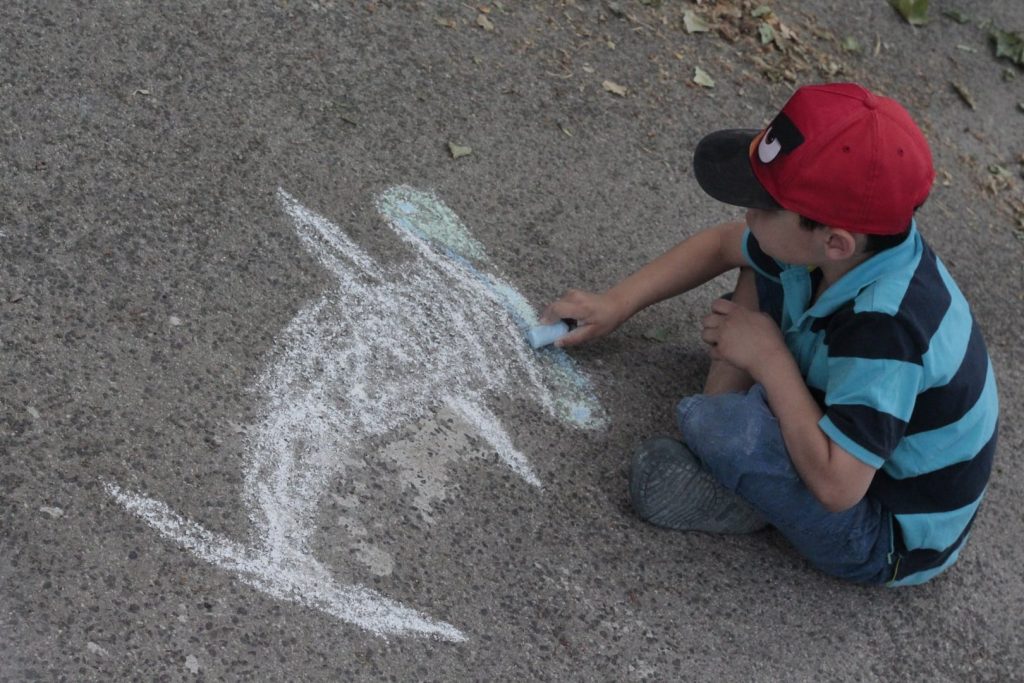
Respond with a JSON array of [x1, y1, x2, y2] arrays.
[[602, 80, 628, 97], [476, 14, 494, 31], [682, 10, 710, 34], [693, 66, 715, 88], [890, 0, 929, 26], [642, 326, 673, 343], [951, 82, 976, 110], [448, 142, 473, 159]]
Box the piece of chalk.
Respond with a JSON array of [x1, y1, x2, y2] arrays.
[[526, 321, 570, 349]]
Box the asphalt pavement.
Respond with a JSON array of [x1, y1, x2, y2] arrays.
[[2, 1, 1023, 680]]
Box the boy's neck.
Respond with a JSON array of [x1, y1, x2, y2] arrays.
[[813, 252, 873, 299]]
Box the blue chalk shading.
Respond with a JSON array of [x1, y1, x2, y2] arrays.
[[376, 186, 608, 429], [571, 405, 591, 422], [526, 322, 570, 349]]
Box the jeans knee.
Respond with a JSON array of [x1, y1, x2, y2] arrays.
[[676, 385, 781, 487]]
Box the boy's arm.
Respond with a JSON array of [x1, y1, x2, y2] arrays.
[[702, 299, 876, 512], [755, 341, 876, 511], [542, 220, 748, 346]]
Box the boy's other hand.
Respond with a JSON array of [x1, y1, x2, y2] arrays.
[[700, 298, 786, 372], [540, 289, 632, 347]]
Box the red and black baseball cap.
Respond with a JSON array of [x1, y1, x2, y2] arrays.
[[693, 82, 935, 235]]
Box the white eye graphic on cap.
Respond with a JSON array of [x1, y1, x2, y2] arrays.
[[758, 127, 782, 163]]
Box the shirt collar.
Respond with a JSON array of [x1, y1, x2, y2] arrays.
[[805, 220, 923, 319]]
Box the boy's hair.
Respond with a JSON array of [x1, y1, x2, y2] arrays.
[[798, 215, 911, 254]]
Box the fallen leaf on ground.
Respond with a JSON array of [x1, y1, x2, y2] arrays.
[[642, 327, 673, 343], [476, 14, 494, 31], [942, 10, 970, 24], [951, 82, 976, 109], [842, 37, 861, 52], [448, 142, 473, 159], [602, 80, 628, 96], [991, 29, 1024, 66], [751, 6, 773, 18], [759, 23, 774, 45], [890, 0, 929, 26], [682, 10, 710, 34], [985, 164, 1013, 194], [693, 66, 715, 88]]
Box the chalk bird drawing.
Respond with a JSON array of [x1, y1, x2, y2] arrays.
[[104, 187, 606, 642]]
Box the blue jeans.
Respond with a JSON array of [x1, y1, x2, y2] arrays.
[[677, 386, 893, 584], [674, 273, 895, 585]]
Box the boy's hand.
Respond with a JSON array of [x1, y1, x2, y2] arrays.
[[540, 289, 632, 347], [700, 298, 786, 373]]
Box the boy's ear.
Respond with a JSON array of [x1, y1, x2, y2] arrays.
[[822, 227, 860, 261]]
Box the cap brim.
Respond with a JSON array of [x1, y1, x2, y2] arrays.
[[693, 129, 782, 210]]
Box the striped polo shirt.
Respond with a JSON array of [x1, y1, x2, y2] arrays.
[[743, 222, 998, 586]]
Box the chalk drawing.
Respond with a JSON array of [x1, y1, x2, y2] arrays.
[[103, 186, 606, 642]]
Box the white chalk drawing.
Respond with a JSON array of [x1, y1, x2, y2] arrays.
[[104, 187, 606, 642]]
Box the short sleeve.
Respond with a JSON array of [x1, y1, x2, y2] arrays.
[[817, 310, 926, 469]]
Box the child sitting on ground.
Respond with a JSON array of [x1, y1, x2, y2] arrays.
[[542, 82, 998, 586]]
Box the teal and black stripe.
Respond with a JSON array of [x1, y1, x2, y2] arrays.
[[744, 225, 998, 585]]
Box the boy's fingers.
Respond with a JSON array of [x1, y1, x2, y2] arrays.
[[554, 324, 592, 348], [702, 310, 729, 333], [700, 326, 718, 346], [711, 298, 737, 314], [539, 308, 563, 325], [540, 298, 579, 325]]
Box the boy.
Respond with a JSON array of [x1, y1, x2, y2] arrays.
[[542, 83, 998, 585]]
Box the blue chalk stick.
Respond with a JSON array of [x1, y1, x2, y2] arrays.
[[526, 321, 570, 349]]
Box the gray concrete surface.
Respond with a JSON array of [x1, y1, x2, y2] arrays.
[[2, 1, 1023, 680]]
